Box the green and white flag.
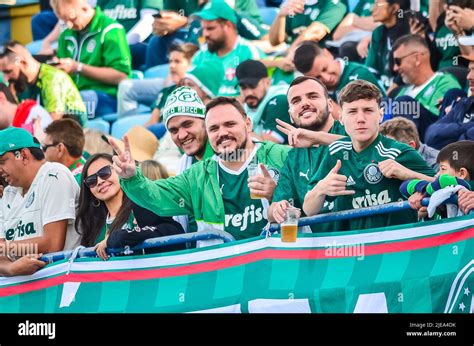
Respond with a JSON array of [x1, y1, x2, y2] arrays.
[[0, 215, 473, 313]]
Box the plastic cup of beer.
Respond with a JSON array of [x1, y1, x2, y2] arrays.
[[247, 163, 265, 199], [281, 207, 300, 243]]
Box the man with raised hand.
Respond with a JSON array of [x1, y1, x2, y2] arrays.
[[303, 80, 435, 232], [268, 76, 346, 229], [111, 87, 289, 245]]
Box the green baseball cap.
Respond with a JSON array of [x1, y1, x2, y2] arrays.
[[0, 127, 41, 156], [194, 1, 237, 25]]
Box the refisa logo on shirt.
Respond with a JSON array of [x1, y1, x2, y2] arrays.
[[5, 221, 37, 241]]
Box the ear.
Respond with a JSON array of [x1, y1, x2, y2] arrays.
[[408, 140, 417, 149], [328, 98, 334, 115], [245, 116, 253, 132], [457, 167, 469, 180]]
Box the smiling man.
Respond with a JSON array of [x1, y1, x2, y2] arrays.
[[111, 87, 290, 244], [293, 41, 383, 100], [303, 80, 435, 232], [0, 127, 79, 276], [268, 76, 346, 228]]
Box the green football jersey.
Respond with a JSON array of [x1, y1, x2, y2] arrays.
[[259, 93, 292, 143], [307, 134, 435, 232], [34, 64, 88, 126], [285, 0, 347, 44], [434, 24, 461, 69], [273, 121, 346, 218], [396, 72, 461, 116], [98, 0, 162, 33], [218, 163, 268, 240], [192, 37, 266, 96], [57, 7, 132, 97], [365, 25, 392, 89], [332, 60, 385, 100]]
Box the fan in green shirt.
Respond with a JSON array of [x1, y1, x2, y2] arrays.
[[236, 59, 291, 144], [294, 41, 385, 101], [268, 0, 347, 47], [114, 88, 290, 244], [391, 34, 462, 139], [55, 2, 131, 116], [269, 76, 348, 231], [304, 80, 435, 232], [193, 1, 266, 97]]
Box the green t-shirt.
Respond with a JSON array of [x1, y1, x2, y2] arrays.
[[68, 156, 86, 186], [308, 134, 435, 232], [332, 60, 385, 100], [273, 121, 346, 217], [0, 72, 3, 83], [396, 72, 461, 116], [285, 0, 347, 44], [365, 25, 392, 89], [153, 84, 177, 111], [34, 64, 88, 126], [192, 37, 266, 96], [258, 93, 292, 144], [218, 162, 268, 240], [98, 0, 162, 33], [434, 24, 461, 70], [57, 7, 132, 97]]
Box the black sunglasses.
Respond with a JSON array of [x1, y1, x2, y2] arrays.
[[42, 142, 59, 152], [84, 165, 113, 188], [393, 51, 421, 66]]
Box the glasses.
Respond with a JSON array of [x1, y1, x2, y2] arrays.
[[84, 165, 113, 188], [42, 142, 59, 152], [393, 51, 422, 66]]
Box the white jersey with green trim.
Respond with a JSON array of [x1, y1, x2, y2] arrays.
[[0, 162, 80, 251]]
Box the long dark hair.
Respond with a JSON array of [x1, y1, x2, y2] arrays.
[[75, 153, 132, 246]]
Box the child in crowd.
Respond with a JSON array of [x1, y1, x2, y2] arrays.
[[401, 141, 474, 218]]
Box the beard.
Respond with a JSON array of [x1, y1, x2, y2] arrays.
[[11, 71, 30, 94], [207, 37, 226, 53], [245, 95, 261, 109], [298, 105, 331, 132], [214, 133, 248, 162]]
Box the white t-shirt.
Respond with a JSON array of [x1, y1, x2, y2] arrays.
[[0, 162, 80, 251]]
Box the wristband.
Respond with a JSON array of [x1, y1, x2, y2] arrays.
[[77, 62, 84, 74]]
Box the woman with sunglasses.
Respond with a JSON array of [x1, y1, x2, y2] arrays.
[[75, 153, 185, 260]]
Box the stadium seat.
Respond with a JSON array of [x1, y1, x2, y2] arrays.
[[144, 64, 169, 79], [85, 119, 111, 134], [259, 7, 279, 26], [110, 114, 150, 138]]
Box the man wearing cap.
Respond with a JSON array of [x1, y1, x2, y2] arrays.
[[425, 48, 474, 148], [236, 59, 291, 144], [42, 118, 86, 185], [161, 87, 215, 233], [111, 87, 290, 245], [0, 128, 80, 277], [193, 1, 266, 97]]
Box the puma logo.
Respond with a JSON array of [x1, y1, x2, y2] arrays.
[[220, 184, 224, 194], [269, 98, 277, 106], [48, 173, 59, 180], [299, 169, 310, 181]]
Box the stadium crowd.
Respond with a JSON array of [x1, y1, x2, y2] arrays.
[[0, 0, 473, 276]]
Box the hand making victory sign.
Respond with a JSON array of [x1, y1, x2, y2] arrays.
[[109, 136, 137, 179]]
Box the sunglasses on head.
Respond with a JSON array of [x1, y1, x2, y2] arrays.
[[84, 165, 113, 188]]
